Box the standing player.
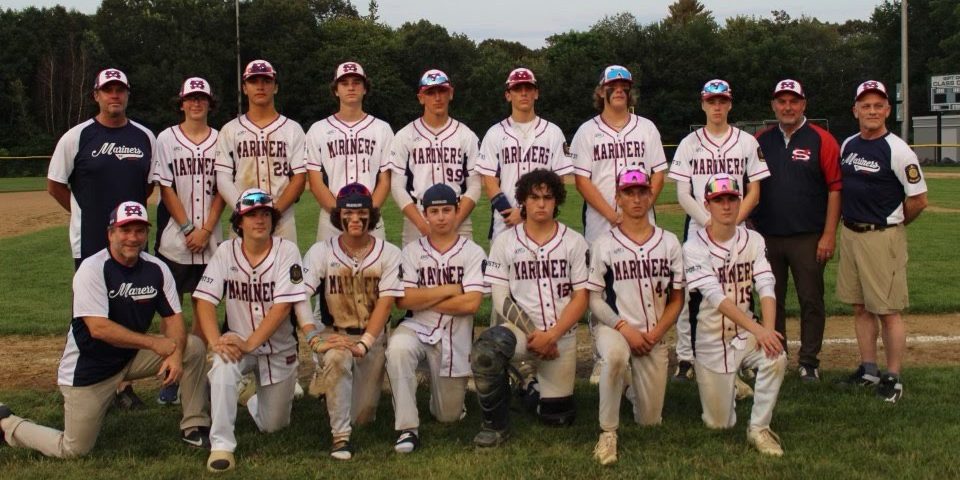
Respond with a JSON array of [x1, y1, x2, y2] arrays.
[[153, 77, 226, 404], [306, 61, 393, 241], [47, 67, 156, 409], [215, 59, 306, 242], [669, 79, 770, 383], [835, 80, 927, 403], [752, 79, 842, 382], [193, 189, 308, 473], [300, 183, 404, 460], [477, 67, 572, 239], [0, 202, 210, 458], [586, 170, 685, 465], [684, 173, 786, 457], [471, 169, 590, 448], [386, 69, 481, 246], [386, 184, 485, 453], [571, 65, 668, 244]]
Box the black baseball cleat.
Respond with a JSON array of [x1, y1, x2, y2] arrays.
[[798, 364, 821, 382], [672, 360, 695, 383], [182, 426, 211, 449], [876, 374, 904, 404], [394, 430, 419, 454], [113, 385, 146, 410], [330, 439, 354, 460], [0, 402, 12, 447], [834, 365, 880, 387], [474, 428, 509, 448]]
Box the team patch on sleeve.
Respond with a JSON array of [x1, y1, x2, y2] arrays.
[[905, 164, 921, 184], [289, 264, 303, 284]]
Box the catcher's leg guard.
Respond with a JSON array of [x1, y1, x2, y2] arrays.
[[538, 395, 576, 426], [471, 326, 517, 431]]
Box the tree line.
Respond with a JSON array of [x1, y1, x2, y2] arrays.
[[0, 0, 957, 162]]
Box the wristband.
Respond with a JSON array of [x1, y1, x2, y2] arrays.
[[199, 226, 211, 234], [356, 341, 369, 355], [305, 329, 320, 344], [491, 193, 512, 215], [359, 332, 376, 350], [179, 221, 195, 235], [614, 320, 627, 331]]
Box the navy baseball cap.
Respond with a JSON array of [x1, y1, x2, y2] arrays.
[[421, 184, 458, 209], [337, 183, 373, 209], [108, 201, 150, 228]]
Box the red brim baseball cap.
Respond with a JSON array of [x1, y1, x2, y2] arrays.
[[108, 201, 151, 228]]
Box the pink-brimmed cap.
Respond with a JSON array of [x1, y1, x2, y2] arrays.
[[617, 169, 652, 191], [506, 67, 537, 89]]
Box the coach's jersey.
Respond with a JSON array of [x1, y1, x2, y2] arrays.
[[48, 118, 155, 259], [153, 125, 222, 264], [586, 227, 685, 332], [839, 131, 927, 225], [683, 226, 774, 374], [485, 222, 590, 331], [58, 249, 180, 387], [303, 236, 404, 331], [669, 127, 771, 238], [305, 114, 394, 196], [193, 238, 306, 384], [215, 114, 306, 240], [571, 114, 668, 243], [399, 235, 486, 377], [385, 117, 479, 204], [477, 117, 573, 238]]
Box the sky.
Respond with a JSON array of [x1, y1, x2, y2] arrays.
[[4, 0, 887, 49]]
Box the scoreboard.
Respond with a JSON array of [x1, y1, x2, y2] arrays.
[[931, 74, 960, 112]]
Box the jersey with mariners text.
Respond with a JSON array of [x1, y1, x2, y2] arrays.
[[839, 131, 927, 225], [485, 222, 590, 331], [305, 114, 394, 196], [59, 250, 180, 386], [385, 117, 479, 203], [48, 118, 156, 260]]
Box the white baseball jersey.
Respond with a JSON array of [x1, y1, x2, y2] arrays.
[[303, 237, 404, 331], [399, 235, 486, 377], [193, 237, 307, 385], [586, 226, 685, 332], [571, 114, 668, 243], [305, 114, 394, 197], [153, 125, 222, 264], [668, 127, 771, 238], [485, 222, 590, 331], [683, 226, 774, 374], [477, 117, 573, 238], [385, 117, 479, 203], [214, 114, 306, 241]]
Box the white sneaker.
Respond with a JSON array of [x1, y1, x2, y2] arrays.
[[747, 427, 784, 457], [293, 381, 305, 399], [735, 375, 754, 401], [593, 431, 618, 465]]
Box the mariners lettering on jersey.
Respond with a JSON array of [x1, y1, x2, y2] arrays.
[[416, 266, 464, 287], [235, 139, 288, 158], [410, 146, 464, 165], [108, 282, 158, 301], [612, 258, 671, 281], [500, 145, 552, 166], [226, 280, 275, 302], [91, 143, 145, 160], [592, 141, 645, 162], [327, 137, 376, 157], [171, 156, 217, 177], [513, 259, 569, 281], [325, 274, 379, 296], [690, 156, 747, 175], [715, 262, 754, 285], [840, 152, 881, 173]]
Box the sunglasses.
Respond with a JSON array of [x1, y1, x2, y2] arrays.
[[338, 183, 372, 199], [617, 170, 650, 188], [705, 177, 740, 196], [702, 81, 731, 95], [602, 66, 632, 84], [240, 191, 273, 208], [420, 72, 450, 88]]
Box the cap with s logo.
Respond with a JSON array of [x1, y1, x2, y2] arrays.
[[95, 68, 130, 90], [108, 201, 151, 228], [855, 80, 888, 101], [179, 77, 213, 98], [335, 62, 367, 81], [773, 79, 804, 98]]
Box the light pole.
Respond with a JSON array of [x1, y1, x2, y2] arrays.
[[901, 0, 909, 140]]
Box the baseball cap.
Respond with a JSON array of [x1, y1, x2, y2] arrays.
[[855, 80, 888, 101], [702, 79, 732, 99], [421, 183, 459, 208], [616, 169, 652, 191], [704, 173, 742, 200], [419, 69, 452, 92], [108, 201, 150, 228], [235, 188, 275, 215], [506, 68, 537, 89], [335, 61, 366, 81], [179, 77, 213, 98], [773, 79, 804, 99], [337, 183, 373, 209], [94, 68, 130, 90], [600, 65, 633, 86], [243, 60, 276, 81]]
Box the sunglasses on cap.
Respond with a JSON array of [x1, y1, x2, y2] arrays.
[[239, 191, 273, 208], [420, 71, 450, 89], [602, 66, 632, 85], [704, 176, 741, 199], [702, 80, 732, 97], [617, 169, 651, 189]]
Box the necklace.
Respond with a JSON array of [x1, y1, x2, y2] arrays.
[[343, 237, 372, 263]]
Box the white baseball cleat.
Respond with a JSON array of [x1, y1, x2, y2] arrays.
[[237, 374, 256, 406], [747, 427, 784, 457], [735, 375, 754, 400], [293, 381, 305, 399], [593, 431, 618, 465]]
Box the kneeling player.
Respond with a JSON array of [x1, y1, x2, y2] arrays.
[[194, 189, 309, 472], [586, 170, 684, 465], [386, 184, 486, 453], [471, 169, 589, 447], [301, 183, 404, 460], [684, 174, 786, 456]]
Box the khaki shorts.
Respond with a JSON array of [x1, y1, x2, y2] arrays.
[[836, 224, 909, 314]]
